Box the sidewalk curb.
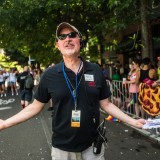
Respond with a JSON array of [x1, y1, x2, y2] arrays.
[[132, 127, 160, 145], [125, 123, 160, 146]]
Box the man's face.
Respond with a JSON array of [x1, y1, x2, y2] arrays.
[[56, 28, 81, 57]]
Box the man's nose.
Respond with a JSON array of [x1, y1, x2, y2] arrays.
[[65, 36, 72, 40]]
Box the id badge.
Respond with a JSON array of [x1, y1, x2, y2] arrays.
[[71, 110, 81, 127]]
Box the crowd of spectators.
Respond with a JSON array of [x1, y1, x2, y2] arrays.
[[101, 57, 160, 119], [0, 65, 42, 98]]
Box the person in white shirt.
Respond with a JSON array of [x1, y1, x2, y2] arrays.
[[8, 68, 18, 96], [0, 69, 6, 97]]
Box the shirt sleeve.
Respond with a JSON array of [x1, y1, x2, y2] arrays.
[[34, 71, 51, 103], [96, 64, 112, 100], [99, 73, 112, 100]]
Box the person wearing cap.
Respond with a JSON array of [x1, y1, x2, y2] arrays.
[[0, 22, 146, 160]]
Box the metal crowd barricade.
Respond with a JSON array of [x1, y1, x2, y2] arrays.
[[105, 80, 160, 135], [106, 80, 150, 119]]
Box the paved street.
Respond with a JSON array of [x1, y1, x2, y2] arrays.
[[0, 94, 160, 160], [103, 114, 160, 160], [0, 95, 52, 160]]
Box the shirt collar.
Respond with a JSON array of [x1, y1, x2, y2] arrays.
[[57, 57, 94, 73]]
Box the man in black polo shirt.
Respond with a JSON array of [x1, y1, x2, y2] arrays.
[[0, 22, 146, 160]]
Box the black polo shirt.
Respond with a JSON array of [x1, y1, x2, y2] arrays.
[[34, 59, 111, 152]]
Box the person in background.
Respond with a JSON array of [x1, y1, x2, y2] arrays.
[[48, 63, 55, 111], [112, 69, 121, 80], [119, 64, 124, 79], [2, 68, 9, 96], [136, 57, 157, 84], [101, 64, 109, 80], [136, 57, 158, 118], [33, 70, 40, 88], [123, 64, 130, 78], [157, 60, 160, 79], [153, 60, 160, 86], [124, 59, 141, 118], [17, 66, 34, 109], [0, 69, 6, 97], [0, 22, 146, 160], [8, 68, 19, 96]]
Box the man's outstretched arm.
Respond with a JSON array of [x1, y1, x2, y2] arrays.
[[0, 99, 45, 130], [100, 98, 146, 128]]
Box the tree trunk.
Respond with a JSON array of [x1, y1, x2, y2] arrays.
[[140, 0, 153, 59], [97, 44, 102, 65]]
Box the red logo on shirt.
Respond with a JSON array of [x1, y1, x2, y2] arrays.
[[88, 81, 96, 87]]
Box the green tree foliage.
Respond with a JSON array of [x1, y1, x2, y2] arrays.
[[0, 0, 105, 65], [0, 0, 157, 66]]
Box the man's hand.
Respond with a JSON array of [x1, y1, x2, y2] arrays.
[[133, 119, 146, 128]]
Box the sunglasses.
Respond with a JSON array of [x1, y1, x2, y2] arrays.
[[57, 32, 78, 40]]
